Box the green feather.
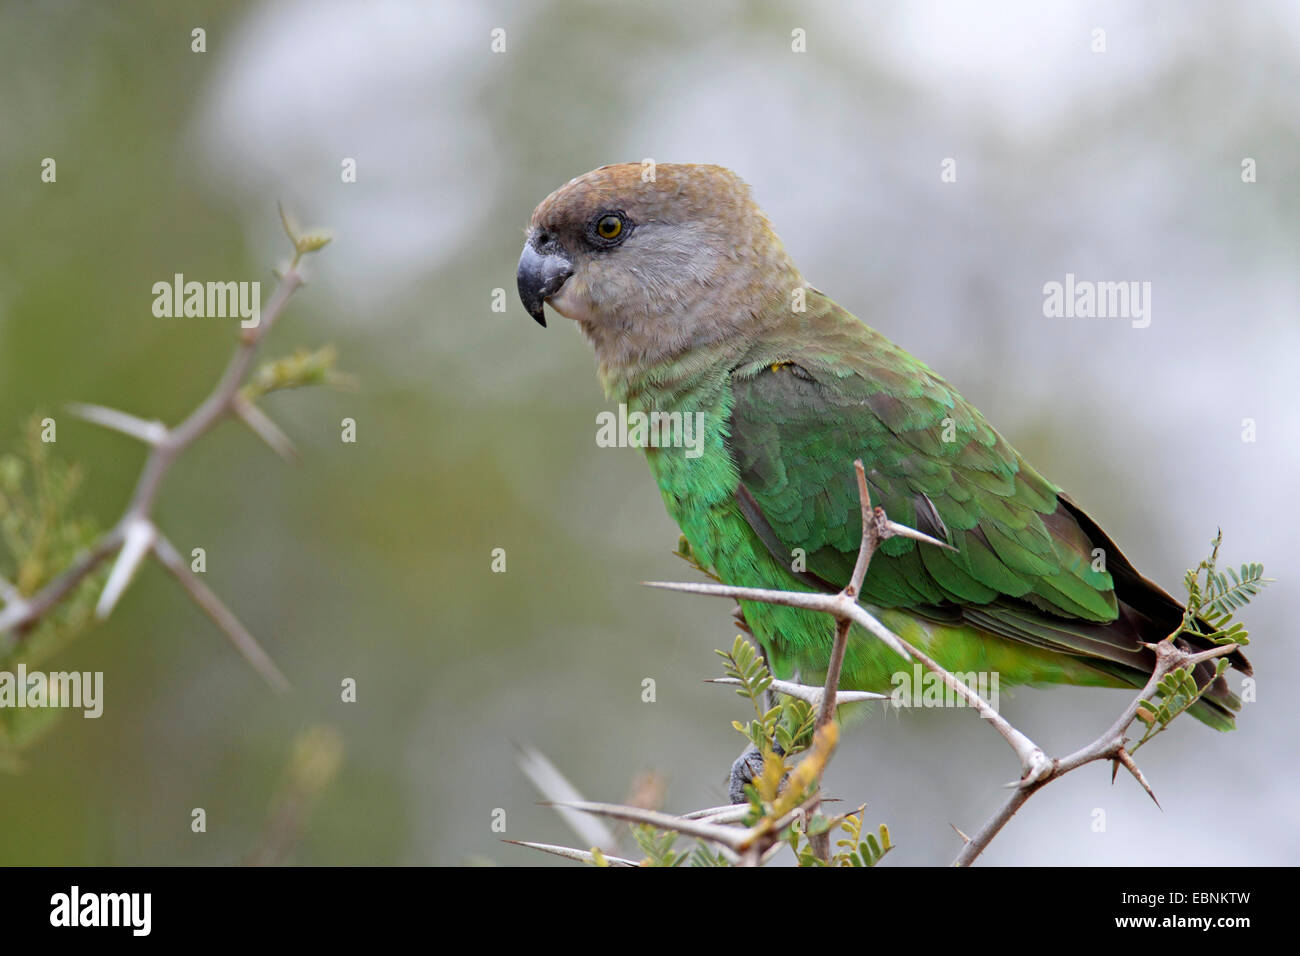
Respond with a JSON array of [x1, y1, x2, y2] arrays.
[[638, 290, 1245, 729]]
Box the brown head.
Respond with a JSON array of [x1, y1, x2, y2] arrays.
[[517, 163, 803, 392]]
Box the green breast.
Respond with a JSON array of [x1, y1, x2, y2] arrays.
[[638, 381, 739, 571], [637, 378, 827, 679]]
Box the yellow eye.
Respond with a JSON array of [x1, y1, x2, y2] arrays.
[[595, 215, 623, 240]]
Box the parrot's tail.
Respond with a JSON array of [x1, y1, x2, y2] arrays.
[[1057, 494, 1252, 732]]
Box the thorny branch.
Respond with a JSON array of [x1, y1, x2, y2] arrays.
[[518, 460, 947, 866], [949, 638, 1236, 866], [805, 460, 915, 860], [524, 458, 1245, 867], [0, 209, 332, 693]]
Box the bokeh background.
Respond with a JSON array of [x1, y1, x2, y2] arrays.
[[0, 0, 1296, 865]]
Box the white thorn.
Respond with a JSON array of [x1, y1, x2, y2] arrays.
[[553, 801, 749, 850], [67, 403, 168, 446], [506, 841, 639, 867], [884, 520, 957, 551], [709, 676, 888, 705], [516, 745, 619, 853], [233, 396, 300, 464], [682, 805, 750, 824], [95, 518, 156, 619]]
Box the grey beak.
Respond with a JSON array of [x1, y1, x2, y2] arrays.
[[517, 239, 573, 328]]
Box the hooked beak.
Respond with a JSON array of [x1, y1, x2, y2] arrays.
[[516, 238, 573, 328]]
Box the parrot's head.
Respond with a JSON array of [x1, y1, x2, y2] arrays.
[[517, 163, 803, 387]]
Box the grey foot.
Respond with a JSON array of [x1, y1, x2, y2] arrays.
[[728, 743, 786, 805]]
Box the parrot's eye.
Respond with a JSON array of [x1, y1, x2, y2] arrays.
[[591, 212, 627, 245]]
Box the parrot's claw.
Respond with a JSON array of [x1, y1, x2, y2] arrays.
[[728, 746, 766, 805], [727, 743, 787, 805]]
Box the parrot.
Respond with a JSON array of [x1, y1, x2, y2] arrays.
[[515, 163, 1251, 785]]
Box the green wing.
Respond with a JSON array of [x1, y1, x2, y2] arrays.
[[725, 292, 1247, 716]]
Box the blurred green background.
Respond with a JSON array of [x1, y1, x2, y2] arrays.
[[0, 0, 1296, 865]]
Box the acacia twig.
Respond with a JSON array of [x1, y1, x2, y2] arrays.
[[645, 578, 1051, 783], [809, 460, 880, 859], [518, 460, 943, 867], [527, 460, 1239, 867], [647, 465, 1242, 865], [0, 215, 330, 692], [706, 676, 886, 709], [949, 638, 1237, 865]]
